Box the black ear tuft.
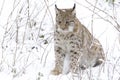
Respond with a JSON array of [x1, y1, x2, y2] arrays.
[[55, 4, 59, 10], [73, 3, 76, 10], [71, 3, 76, 16], [55, 4, 57, 9], [55, 4, 60, 14]]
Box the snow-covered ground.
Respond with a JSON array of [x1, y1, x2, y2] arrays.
[[0, 0, 120, 80]]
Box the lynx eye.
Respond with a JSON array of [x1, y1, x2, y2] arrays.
[[66, 21, 69, 24], [58, 21, 61, 24]]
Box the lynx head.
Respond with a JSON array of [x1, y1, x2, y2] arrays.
[[55, 4, 76, 32]]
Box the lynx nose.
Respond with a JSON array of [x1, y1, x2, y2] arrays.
[[61, 27, 65, 30], [61, 26, 67, 30]]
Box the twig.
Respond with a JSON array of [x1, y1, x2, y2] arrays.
[[0, 0, 5, 16], [85, 0, 120, 32], [75, 0, 120, 32]]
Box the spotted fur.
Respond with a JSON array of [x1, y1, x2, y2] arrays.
[[51, 4, 105, 75]]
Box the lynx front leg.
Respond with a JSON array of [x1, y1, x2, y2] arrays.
[[69, 50, 80, 73], [51, 46, 65, 75]]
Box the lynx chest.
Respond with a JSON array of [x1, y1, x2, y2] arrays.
[[54, 31, 82, 52]]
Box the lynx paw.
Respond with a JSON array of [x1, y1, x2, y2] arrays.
[[93, 59, 104, 67], [51, 69, 61, 75], [80, 64, 87, 70]]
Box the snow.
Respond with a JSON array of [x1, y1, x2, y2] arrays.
[[62, 52, 70, 74], [0, 0, 120, 80]]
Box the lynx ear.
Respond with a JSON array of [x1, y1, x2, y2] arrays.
[[72, 4, 76, 10], [71, 4, 76, 16], [55, 4, 58, 10], [55, 4, 60, 15]]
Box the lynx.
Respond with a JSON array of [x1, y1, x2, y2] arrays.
[[51, 4, 105, 75]]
